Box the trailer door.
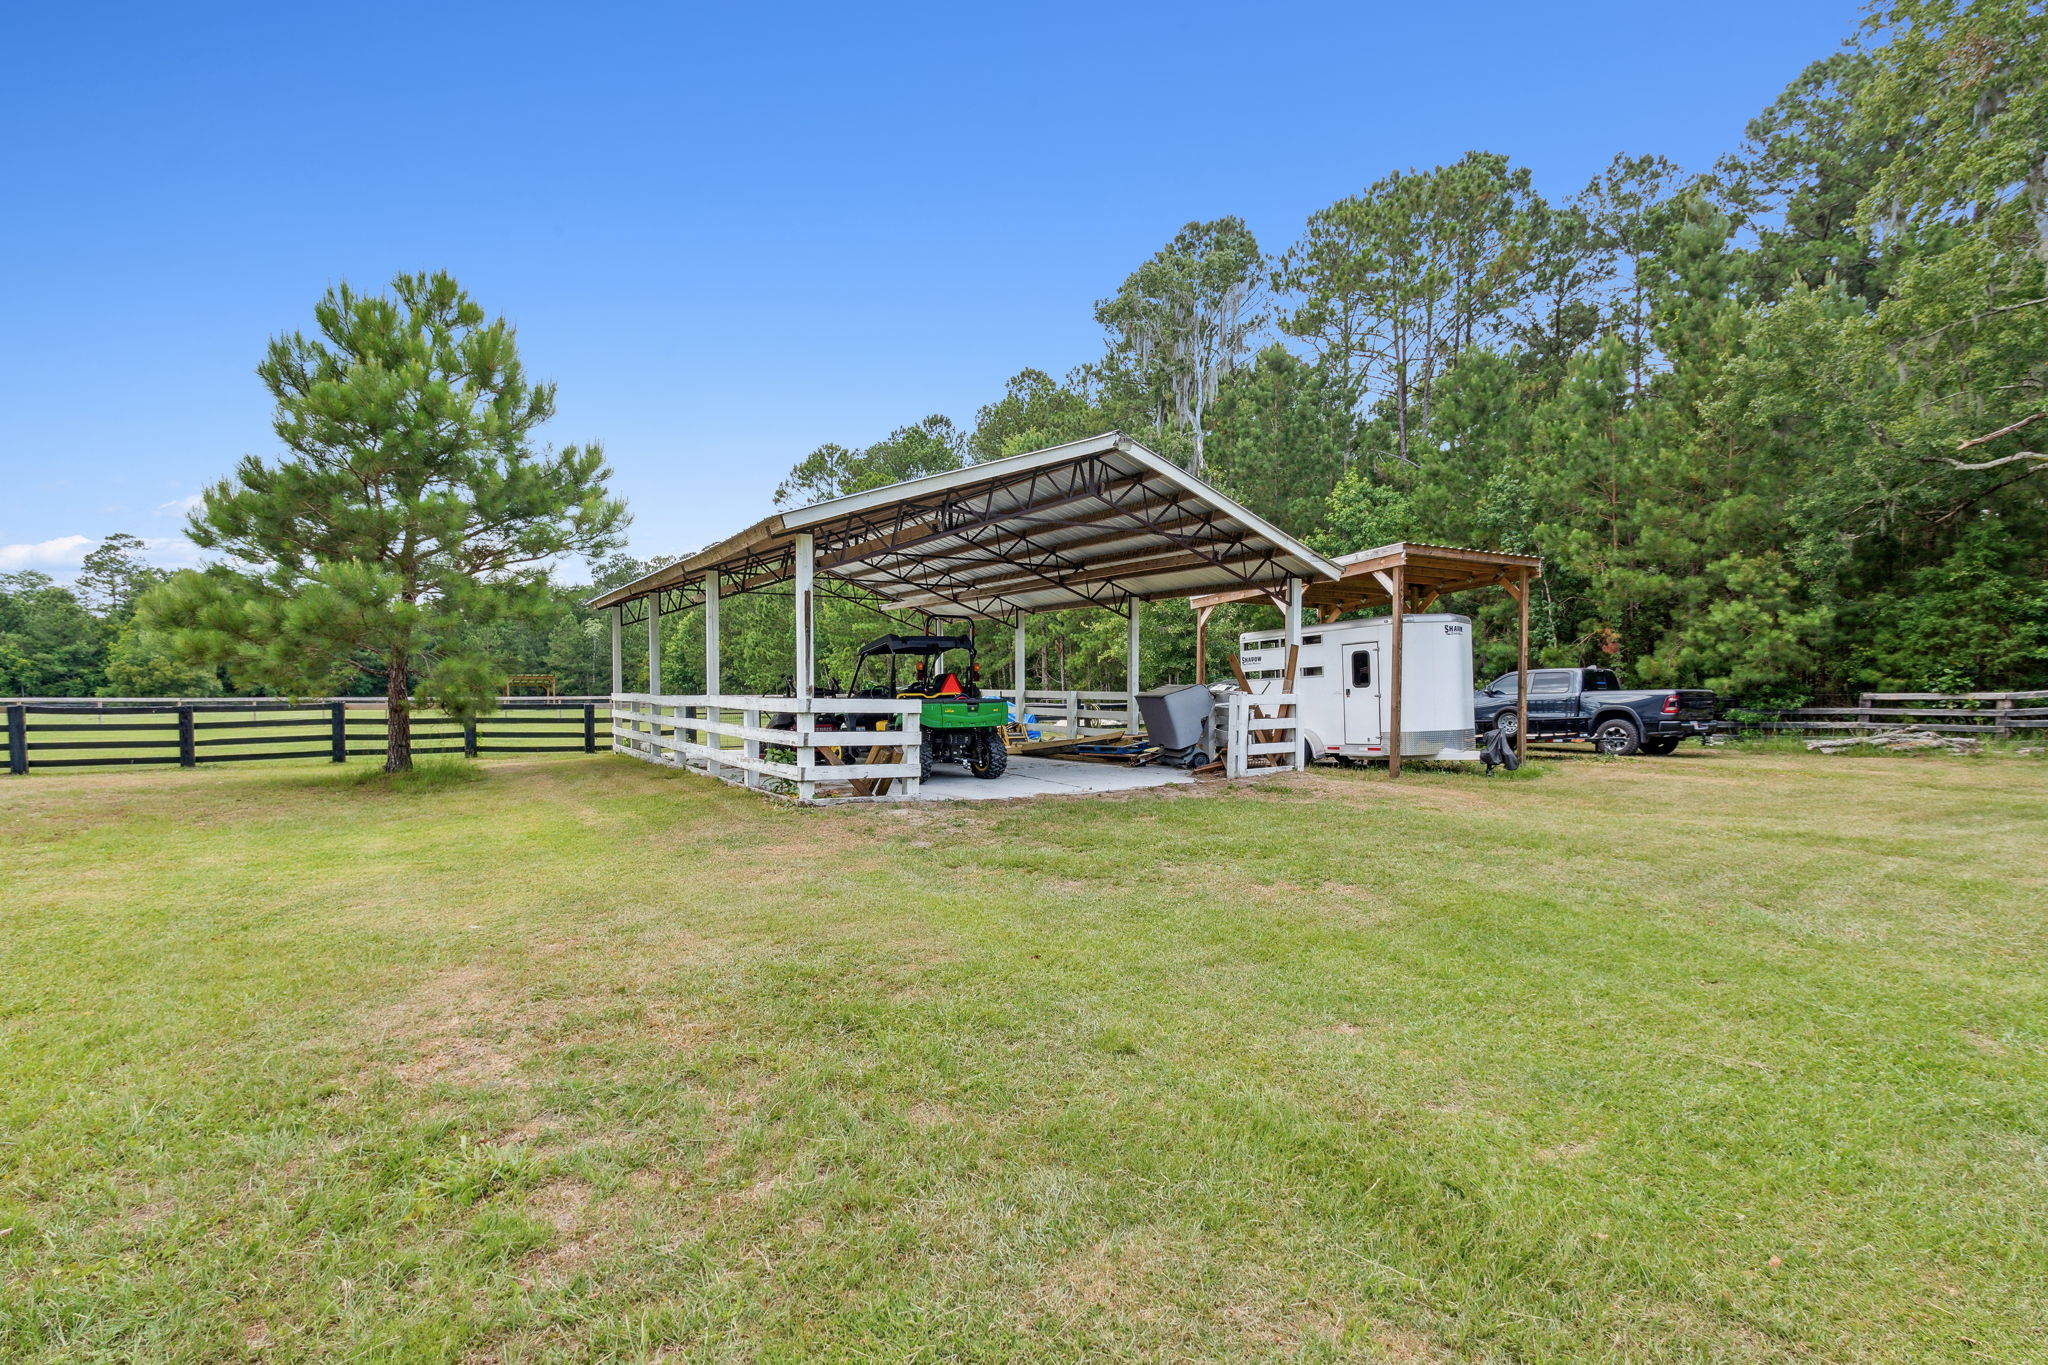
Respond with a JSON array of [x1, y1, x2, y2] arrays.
[[1342, 643, 1383, 749]]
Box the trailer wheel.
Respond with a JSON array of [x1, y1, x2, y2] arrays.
[[1593, 717, 1642, 756], [1640, 736, 1680, 755]]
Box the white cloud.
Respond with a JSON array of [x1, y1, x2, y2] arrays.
[[0, 534, 206, 575], [0, 534, 96, 570], [155, 493, 205, 516]]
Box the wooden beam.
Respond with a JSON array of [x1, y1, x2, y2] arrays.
[[1515, 567, 1530, 762], [1387, 565, 1405, 780]]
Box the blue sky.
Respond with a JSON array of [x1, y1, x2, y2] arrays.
[[0, 0, 1862, 581]]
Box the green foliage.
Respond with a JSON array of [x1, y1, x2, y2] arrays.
[[1859, 518, 2048, 689], [141, 271, 626, 767], [1205, 345, 1354, 535], [774, 416, 967, 506], [0, 571, 106, 696], [1094, 218, 1266, 475], [100, 621, 222, 697]]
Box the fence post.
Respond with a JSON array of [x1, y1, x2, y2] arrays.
[[6, 704, 25, 776], [177, 705, 196, 768], [329, 702, 347, 763], [1995, 695, 2014, 739], [463, 719, 478, 758], [583, 703, 596, 753]]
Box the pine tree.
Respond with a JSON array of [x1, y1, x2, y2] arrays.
[[143, 272, 627, 771]]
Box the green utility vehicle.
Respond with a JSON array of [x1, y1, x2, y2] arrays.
[[844, 631, 1009, 781]]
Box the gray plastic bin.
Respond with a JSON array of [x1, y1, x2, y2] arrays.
[[1136, 684, 1216, 766]]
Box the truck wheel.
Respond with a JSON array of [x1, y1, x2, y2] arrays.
[[1494, 712, 1520, 740], [968, 731, 1008, 779], [1640, 736, 1680, 755], [1593, 718, 1642, 756]]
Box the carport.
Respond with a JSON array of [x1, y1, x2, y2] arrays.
[[590, 431, 1340, 800], [1190, 541, 1542, 777]]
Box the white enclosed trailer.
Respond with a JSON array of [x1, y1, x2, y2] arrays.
[[1239, 614, 1482, 763]]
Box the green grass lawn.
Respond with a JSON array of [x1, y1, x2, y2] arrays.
[[3, 749, 2044, 1362]]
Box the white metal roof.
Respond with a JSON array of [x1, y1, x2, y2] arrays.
[[590, 431, 1340, 619]]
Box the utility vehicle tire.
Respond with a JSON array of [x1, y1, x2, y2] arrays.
[[1640, 736, 1680, 755], [968, 731, 1008, 780], [1593, 717, 1643, 756], [918, 742, 933, 783]]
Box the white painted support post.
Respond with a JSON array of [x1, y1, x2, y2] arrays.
[[742, 706, 764, 790], [1284, 577, 1303, 649], [793, 533, 815, 707], [609, 606, 623, 693], [1126, 603, 1142, 734], [703, 573, 721, 776], [646, 595, 662, 694], [608, 607, 624, 751], [793, 532, 815, 801], [1013, 614, 1028, 719]]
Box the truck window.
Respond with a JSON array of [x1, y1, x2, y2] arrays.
[[1488, 674, 1518, 695], [1529, 671, 1572, 695], [1350, 652, 1372, 687], [1583, 669, 1621, 691]]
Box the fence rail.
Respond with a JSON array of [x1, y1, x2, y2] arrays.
[[3, 697, 609, 775], [611, 693, 922, 802], [1732, 690, 2048, 738], [1225, 691, 1302, 778]]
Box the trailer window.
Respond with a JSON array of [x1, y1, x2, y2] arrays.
[[1302, 634, 1322, 645], [1350, 652, 1372, 687], [1301, 666, 1323, 677]]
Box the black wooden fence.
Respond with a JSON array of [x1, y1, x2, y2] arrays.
[[3, 697, 613, 775]]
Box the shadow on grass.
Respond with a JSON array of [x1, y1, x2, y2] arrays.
[[338, 757, 486, 792]]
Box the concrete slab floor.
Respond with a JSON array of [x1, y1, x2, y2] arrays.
[[915, 754, 1195, 801]]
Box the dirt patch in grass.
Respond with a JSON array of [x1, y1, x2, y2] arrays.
[[368, 965, 539, 1089]]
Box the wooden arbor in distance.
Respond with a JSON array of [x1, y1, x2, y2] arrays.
[[1190, 542, 1542, 778]]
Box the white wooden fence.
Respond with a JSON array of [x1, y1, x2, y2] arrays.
[[611, 694, 923, 802], [980, 689, 1136, 740], [1225, 691, 1302, 778]]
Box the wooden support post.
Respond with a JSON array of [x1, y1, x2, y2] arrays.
[[794, 532, 815, 707], [645, 593, 662, 695], [1126, 602, 1141, 733], [1515, 568, 1531, 762], [177, 704, 197, 769], [609, 606, 623, 696], [1194, 605, 1211, 685], [329, 702, 347, 763], [6, 704, 26, 776], [1387, 566, 1405, 779]]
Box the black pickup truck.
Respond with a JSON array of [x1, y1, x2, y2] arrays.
[[1473, 667, 1717, 755]]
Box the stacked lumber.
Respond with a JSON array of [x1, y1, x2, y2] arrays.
[[1805, 728, 1982, 755]]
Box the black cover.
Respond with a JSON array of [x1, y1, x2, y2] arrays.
[[855, 634, 974, 660]]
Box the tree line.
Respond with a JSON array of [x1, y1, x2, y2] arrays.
[[13, 0, 2043, 724]]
